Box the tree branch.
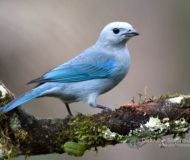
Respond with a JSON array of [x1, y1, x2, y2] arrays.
[[0, 81, 190, 159]]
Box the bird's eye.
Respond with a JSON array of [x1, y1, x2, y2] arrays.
[[113, 28, 120, 34]]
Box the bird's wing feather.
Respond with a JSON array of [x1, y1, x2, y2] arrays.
[[28, 60, 115, 84]]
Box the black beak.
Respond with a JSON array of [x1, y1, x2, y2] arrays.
[[126, 29, 139, 37]]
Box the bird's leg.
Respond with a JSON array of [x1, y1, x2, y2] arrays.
[[88, 94, 112, 111], [65, 103, 73, 118]]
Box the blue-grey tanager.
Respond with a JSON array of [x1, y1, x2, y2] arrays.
[[0, 22, 139, 116]]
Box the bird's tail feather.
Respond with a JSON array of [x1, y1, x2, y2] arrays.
[[0, 87, 44, 113]]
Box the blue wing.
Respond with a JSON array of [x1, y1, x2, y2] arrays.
[[0, 60, 115, 113], [28, 60, 115, 84]]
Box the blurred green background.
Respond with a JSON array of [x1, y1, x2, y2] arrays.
[[0, 0, 190, 159]]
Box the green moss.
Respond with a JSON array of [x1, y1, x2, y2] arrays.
[[0, 114, 8, 122], [58, 113, 190, 156], [63, 141, 87, 156], [0, 88, 189, 158], [179, 97, 190, 108], [53, 114, 111, 155], [0, 93, 12, 108], [0, 112, 27, 158], [59, 114, 108, 145], [159, 92, 182, 99], [14, 129, 28, 141]]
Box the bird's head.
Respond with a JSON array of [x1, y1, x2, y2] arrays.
[[97, 22, 139, 47]]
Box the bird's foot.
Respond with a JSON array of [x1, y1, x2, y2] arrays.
[[96, 104, 113, 112], [67, 113, 73, 118]]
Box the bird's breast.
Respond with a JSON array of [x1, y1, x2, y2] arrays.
[[110, 48, 130, 83]]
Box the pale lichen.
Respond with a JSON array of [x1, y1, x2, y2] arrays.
[[172, 118, 189, 132], [102, 128, 128, 143], [0, 142, 7, 158], [103, 115, 190, 148], [0, 86, 7, 98], [167, 95, 190, 108], [9, 113, 21, 131], [103, 117, 170, 144], [0, 84, 13, 108], [130, 117, 170, 139]]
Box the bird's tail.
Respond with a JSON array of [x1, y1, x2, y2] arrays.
[[0, 86, 45, 113]]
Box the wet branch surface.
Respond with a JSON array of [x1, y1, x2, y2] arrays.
[[0, 82, 190, 158]]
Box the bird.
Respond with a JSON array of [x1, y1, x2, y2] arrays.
[[0, 22, 139, 117]]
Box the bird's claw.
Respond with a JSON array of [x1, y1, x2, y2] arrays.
[[67, 114, 73, 118]]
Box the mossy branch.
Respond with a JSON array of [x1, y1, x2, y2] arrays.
[[0, 82, 190, 159]]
